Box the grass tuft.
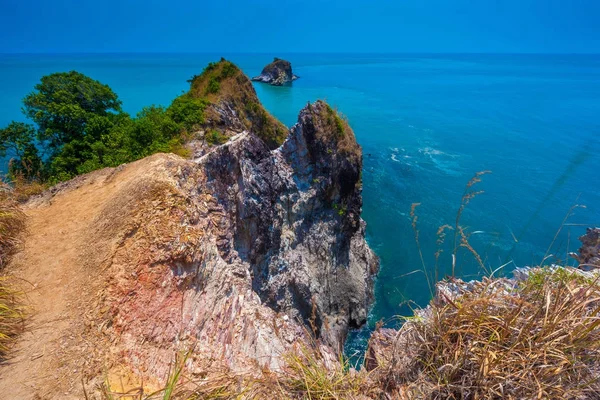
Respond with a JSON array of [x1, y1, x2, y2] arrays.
[[377, 266, 600, 399]]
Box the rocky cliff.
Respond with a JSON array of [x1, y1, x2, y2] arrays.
[[571, 227, 600, 270], [0, 60, 377, 397], [252, 58, 299, 86], [203, 100, 377, 347]]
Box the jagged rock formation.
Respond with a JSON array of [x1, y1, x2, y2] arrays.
[[571, 227, 600, 270], [1, 61, 377, 397], [252, 58, 299, 86], [100, 97, 376, 380], [203, 100, 377, 346]]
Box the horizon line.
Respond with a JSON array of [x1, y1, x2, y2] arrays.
[[1, 51, 599, 56]]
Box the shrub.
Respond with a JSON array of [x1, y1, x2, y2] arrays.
[[205, 130, 228, 146], [0, 184, 26, 268], [206, 77, 221, 94], [166, 94, 207, 132], [0, 277, 23, 359], [220, 61, 238, 79]]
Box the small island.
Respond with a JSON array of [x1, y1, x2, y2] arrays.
[[251, 57, 299, 86]]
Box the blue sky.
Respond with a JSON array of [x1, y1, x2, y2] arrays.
[[1, 0, 598, 53]]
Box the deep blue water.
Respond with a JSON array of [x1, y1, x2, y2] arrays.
[[1, 53, 599, 353]]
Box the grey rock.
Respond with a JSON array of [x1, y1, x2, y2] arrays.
[[201, 100, 379, 347], [252, 58, 299, 86], [571, 227, 600, 270]]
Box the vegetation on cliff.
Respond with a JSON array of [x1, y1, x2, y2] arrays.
[[0, 59, 287, 185], [189, 59, 288, 148]]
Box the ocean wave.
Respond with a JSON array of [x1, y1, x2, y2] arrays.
[[417, 146, 462, 175], [418, 146, 457, 158]]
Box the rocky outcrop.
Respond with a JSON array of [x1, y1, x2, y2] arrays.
[[8, 62, 377, 395], [96, 97, 377, 379], [252, 58, 299, 86], [571, 227, 600, 270], [188, 59, 288, 150], [202, 100, 378, 347]]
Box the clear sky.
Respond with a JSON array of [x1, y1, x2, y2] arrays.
[[1, 0, 599, 54]]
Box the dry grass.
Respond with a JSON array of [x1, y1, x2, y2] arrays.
[[378, 267, 600, 399], [310, 101, 361, 163], [0, 276, 24, 358], [0, 182, 26, 358], [0, 182, 26, 269], [6, 167, 47, 202], [98, 343, 388, 400]]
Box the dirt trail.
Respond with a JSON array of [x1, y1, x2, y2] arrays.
[[0, 181, 101, 399], [0, 161, 154, 400]]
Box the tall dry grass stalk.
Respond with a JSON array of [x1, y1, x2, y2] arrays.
[[452, 170, 491, 276]]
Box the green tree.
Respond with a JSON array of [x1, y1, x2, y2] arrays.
[[22, 71, 122, 151], [1, 68, 216, 184], [0, 122, 42, 179], [166, 94, 207, 132]]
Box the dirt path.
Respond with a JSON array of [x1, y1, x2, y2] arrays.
[[0, 189, 95, 399], [0, 156, 193, 399], [0, 166, 134, 399]]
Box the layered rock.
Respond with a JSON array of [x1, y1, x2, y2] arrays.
[[252, 58, 299, 86], [98, 96, 377, 378]]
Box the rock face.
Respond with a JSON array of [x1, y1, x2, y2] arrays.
[[99, 97, 378, 378], [252, 58, 299, 86], [203, 100, 378, 346], [571, 227, 600, 270]]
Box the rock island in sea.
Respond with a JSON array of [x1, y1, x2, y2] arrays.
[[252, 57, 299, 86]]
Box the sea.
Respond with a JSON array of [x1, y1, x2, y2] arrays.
[[1, 53, 599, 355]]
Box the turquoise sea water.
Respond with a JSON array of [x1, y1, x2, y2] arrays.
[[1, 53, 599, 352]]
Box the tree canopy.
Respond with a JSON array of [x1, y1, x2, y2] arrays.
[[23, 71, 122, 150], [1, 71, 206, 183]]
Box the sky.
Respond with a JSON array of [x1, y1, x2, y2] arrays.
[[1, 0, 599, 54]]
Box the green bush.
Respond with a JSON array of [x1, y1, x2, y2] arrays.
[[206, 77, 220, 94], [205, 130, 228, 145], [166, 94, 207, 131], [220, 61, 238, 79]]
